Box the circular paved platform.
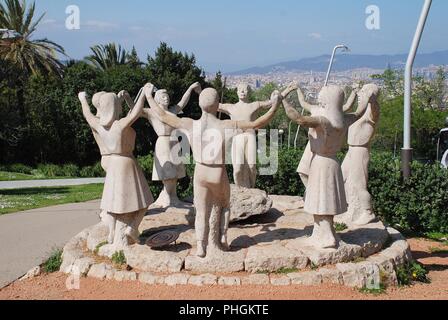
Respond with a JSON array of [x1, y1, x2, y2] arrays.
[[60, 195, 413, 288]]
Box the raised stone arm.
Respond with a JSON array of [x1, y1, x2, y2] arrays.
[[118, 90, 135, 111], [283, 96, 321, 128], [78, 92, 99, 130], [145, 84, 193, 131], [342, 87, 360, 113], [296, 86, 317, 113], [119, 87, 148, 128], [282, 82, 298, 99], [226, 91, 282, 130], [345, 84, 379, 125], [258, 99, 273, 109], [257, 83, 298, 110], [175, 82, 202, 112], [218, 103, 232, 115]]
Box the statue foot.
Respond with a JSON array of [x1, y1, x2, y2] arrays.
[[306, 233, 339, 249], [125, 226, 140, 245], [353, 211, 377, 226], [220, 235, 229, 251], [107, 233, 114, 245], [307, 215, 339, 249], [196, 241, 206, 258]]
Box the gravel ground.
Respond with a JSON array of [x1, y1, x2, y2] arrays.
[[0, 238, 447, 300]]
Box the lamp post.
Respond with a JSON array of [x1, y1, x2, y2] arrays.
[[402, 0, 432, 179], [293, 92, 316, 148], [324, 45, 350, 86]]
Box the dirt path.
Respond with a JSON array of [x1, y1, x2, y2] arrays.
[[1, 238, 447, 300]]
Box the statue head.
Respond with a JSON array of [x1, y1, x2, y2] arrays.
[[99, 93, 122, 127], [318, 85, 345, 129], [237, 83, 251, 102], [358, 84, 380, 106], [154, 89, 170, 110], [92, 92, 106, 116], [199, 88, 220, 114]]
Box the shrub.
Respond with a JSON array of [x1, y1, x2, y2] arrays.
[[396, 261, 430, 286], [92, 161, 106, 177], [137, 154, 154, 180], [37, 163, 64, 177], [79, 162, 105, 178], [61, 164, 80, 177], [256, 147, 305, 196], [79, 166, 95, 178], [7, 163, 34, 175], [369, 152, 448, 234], [42, 249, 63, 273]]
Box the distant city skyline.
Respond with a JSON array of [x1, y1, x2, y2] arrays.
[[34, 0, 448, 73]]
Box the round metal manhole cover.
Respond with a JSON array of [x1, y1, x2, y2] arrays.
[[146, 230, 179, 248]]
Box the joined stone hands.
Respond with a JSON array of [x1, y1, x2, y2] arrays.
[[78, 91, 89, 103], [189, 82, 202, 94]]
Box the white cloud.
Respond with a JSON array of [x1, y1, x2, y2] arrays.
[[41, 19, 57, 25], [84, 20, 119, 30], [308, 32, 322, 40], [129, 26, 147, 32]]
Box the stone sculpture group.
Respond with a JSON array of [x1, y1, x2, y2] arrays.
[[78, 79, 380, 259]]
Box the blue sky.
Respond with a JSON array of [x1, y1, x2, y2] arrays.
[[33, 0, 448, 73]]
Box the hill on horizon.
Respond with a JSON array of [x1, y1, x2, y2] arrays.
[[228, 50, 448, 75]]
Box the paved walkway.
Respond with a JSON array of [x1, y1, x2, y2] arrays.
[[0, 178, 105, 190], [0, 200, 101, 288]]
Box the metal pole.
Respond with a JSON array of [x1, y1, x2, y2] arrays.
[[288, 121, 293, 148], [294, 108, 305, 148], [324, 45, 349, 86], [402, 0, 432, 179], [293, 92, 315, 148]]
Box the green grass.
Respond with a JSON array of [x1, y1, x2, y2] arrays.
[[359, 284, 386, 295], [0, 184, 104, 215], [274, 267, 299, 274], [334, 222, 348, 232], [94, 241, 108, 255], [0, 171, 41, 181], [42, 249, 63, 273], [0, 171, 78, 181], [429, 247, 448, 254], [111, 250, 126, 266], [425, 232, 448, 243]]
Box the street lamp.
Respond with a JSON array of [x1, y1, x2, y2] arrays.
[[402, 0, 432, 179], [292, 92, 316, 148], [324, 45, 350, 86]]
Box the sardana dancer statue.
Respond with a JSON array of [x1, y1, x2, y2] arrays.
[[283, 84, 371, 249], [218, 83, 279, 188], [78, 86, 153, 254], [341, 84, 380, 226], [295, 84, 359, 193], [139, 82, 202, 208]]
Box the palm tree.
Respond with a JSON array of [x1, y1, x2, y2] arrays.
[[0, 0, 66, 77], [86, 43, 128, 71]]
